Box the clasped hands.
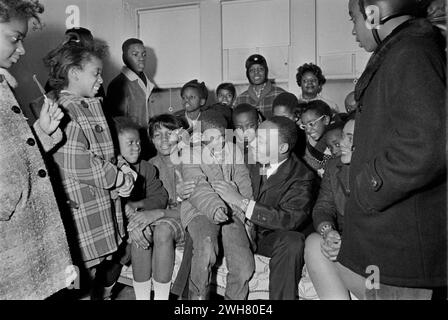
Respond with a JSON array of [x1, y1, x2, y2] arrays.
[[126, 203, 164, 249], [320, 230, 342, 261], [210, 181, 245, 224]]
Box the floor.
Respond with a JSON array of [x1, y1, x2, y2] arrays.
[[114, 284, 136, 300], [113, 284, 224, 300], [48, 283, 223, 300]]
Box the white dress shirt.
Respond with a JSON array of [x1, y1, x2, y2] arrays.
[[245, 158, 288, 220]]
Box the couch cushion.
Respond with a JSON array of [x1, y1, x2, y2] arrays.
[[118, 246, 319, 300]]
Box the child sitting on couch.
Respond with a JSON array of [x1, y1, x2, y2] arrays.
[[181, 112, 255, 300]]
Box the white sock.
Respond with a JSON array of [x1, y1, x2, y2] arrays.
[[103, 283, 115, 300], [152, 279, 171, 300], [133, 279, 152, 300]]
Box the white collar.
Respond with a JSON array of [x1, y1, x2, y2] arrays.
[[0, 68, 18, 88], [185, 111, 201, 128], [121, 66, 154, 93], [265, 158, 288, 179]]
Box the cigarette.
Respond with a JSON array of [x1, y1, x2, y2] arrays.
[[32, 74, 48, 100]]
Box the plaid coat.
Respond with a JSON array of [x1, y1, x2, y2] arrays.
[[234, 80, 286, 119], [53, 91, 124, 268]]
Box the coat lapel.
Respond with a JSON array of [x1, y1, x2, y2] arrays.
[[249, 163, 262, 199], [258, 157, 293, 197], [355, 19, 425, 104], [121, 66, 154, 101]]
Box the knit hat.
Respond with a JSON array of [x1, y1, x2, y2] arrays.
[[245, 54, 269, 83], [181, 79, 208, 102]]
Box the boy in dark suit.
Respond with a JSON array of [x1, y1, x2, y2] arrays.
[[212, 116, 316, 300]]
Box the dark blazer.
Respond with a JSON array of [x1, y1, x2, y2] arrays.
[[339, 19, 447, 288], [249, 154, 316, 241]]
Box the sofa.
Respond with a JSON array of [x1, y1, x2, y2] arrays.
[[118, 245, 319, 300]]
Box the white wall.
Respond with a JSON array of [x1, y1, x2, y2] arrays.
[[11, 0, 88, 107], [11, 0, 358, 111], [85, 0, 127, 85], [127, 0, 355, 110]]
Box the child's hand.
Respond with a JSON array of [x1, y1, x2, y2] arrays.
[[320, 230, 341, 261], [175, 169, 196, 200], [129, 227, 151, 250], [317, 168, 325, 178], [212, 207, 229, 224], [124, 203, 135, 219], [211, 180, 244, 206], [127, 209, 164, 231], [38, 98, 64, 135]]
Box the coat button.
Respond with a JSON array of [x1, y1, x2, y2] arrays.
[[11, 105, 21, 114], [110, 157, 117, 165], [371, 178, 378, 188], [95, 125, 104, 133], [27, 138, 36, 146], [38, 169, 47, 178], [81, 101, 89, 108], [66, 200, 79, 210]]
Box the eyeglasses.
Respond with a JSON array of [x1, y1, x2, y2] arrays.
[[299, 115, 325, 130]]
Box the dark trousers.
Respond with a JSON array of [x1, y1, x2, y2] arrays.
[[256, 230, 305, 300], [171, 233, 193, 299]]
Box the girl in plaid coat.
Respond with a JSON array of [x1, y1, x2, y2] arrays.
[[45, 43, 135, 296]]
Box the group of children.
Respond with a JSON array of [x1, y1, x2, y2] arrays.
[[2, 0, 444, 302], [31, 25, 359, 301]]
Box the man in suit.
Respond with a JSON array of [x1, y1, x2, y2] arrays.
[[212, 116, 316, 300]]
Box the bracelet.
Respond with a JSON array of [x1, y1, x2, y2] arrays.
[[320, 224, 333, 237]]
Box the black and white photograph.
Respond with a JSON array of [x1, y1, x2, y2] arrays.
[[0, 0, 446, 310]]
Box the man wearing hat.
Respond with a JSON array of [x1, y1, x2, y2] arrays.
[[234, 54, 286, 119]]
